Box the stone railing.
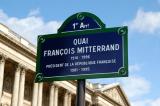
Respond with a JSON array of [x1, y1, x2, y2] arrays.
[[0, 23, 36, 53]]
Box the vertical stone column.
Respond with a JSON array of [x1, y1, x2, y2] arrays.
[[11, 65, 21, 106], [31, 83, 38, 106], [68, 93, 72, 106], [54, 85, 59, 106], [37, 83, 43, 106], [49, 82, 55, 106], [0, 55, 6, 102], [63, 91, 69, 106], [18, 69, 26, 106]]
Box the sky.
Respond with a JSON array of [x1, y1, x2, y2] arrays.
[[0, 0, 160, 106]]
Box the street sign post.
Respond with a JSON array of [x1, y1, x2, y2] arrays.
[[35, 12, 128, 106]]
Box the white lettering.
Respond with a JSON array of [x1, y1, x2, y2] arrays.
[[73, 38, 88, 46]]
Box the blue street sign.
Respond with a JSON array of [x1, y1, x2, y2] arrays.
[[35, 12, 128, 82], [58, 12, 105, 33]]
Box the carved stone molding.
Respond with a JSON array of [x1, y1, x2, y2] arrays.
[[20, 69, 25, 75], [18, 63, 27, 69], [104, 88, 124, 105], [15, 63, 28, 74], [15, 64, 22, 73], [0, 53, 7, 64]]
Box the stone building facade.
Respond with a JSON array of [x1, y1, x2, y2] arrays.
[[0, 23, 130, 106]]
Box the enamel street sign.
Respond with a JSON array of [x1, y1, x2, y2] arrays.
[[35, 12, 128, 82]]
